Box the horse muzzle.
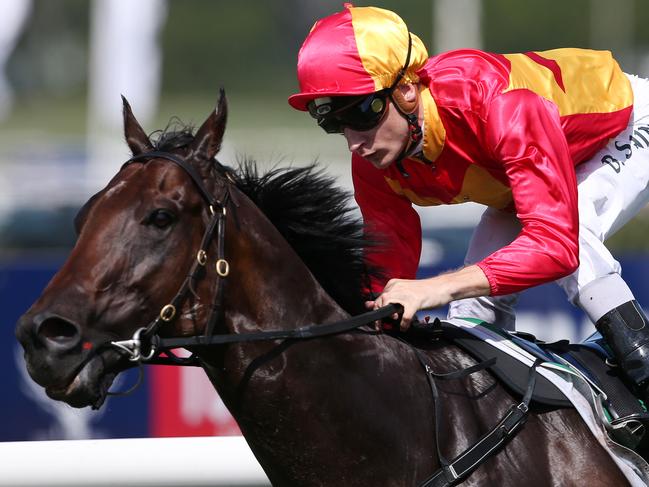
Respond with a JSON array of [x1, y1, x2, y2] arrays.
[[44, 358, 117, 409], [15, 310, 120, 409]]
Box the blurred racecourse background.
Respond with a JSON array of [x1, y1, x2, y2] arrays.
[[3, 0, 649, 443]]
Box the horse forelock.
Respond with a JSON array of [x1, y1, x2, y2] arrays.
[[149, 119, 195, 153]]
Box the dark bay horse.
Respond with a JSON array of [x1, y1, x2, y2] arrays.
[[16, 92, 629, 486]]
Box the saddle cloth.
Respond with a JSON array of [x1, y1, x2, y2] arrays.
[[438, 320, 644, 419], [438, 317, 649, 487]]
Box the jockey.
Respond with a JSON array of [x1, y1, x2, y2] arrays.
[[288, 5, 649, 398]]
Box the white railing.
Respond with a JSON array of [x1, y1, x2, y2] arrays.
[[0, 436, 271, 486]]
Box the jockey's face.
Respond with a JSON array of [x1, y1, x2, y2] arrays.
[[343, 83, 418, 170]]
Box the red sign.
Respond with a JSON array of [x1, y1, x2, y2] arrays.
[[150, 352, 240, 437]]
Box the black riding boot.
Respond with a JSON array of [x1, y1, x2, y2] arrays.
[[596, 300, 649, 392]]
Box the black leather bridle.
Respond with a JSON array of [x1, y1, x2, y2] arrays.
[[109, 150, 401, 367], [110, 150, 234, 365]]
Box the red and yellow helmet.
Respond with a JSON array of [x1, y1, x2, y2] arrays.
[[288, 4, 429, 111]]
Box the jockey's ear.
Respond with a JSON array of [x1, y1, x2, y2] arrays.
[[122, 95, 153, 155], [189, 88, 227, 166], [391, 83, 419, 114]]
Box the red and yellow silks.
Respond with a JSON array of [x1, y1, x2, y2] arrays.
[[354, 48, 632, 296]]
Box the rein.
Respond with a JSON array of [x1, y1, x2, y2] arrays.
[[107, 150, 538, 486], [128, 305, 405, 366]]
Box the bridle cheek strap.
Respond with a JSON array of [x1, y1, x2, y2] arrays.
[[111, 150, 232, 363]]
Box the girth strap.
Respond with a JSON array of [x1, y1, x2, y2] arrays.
[[418, 358, 542, 487]]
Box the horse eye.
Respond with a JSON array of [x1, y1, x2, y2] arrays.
[[148, 209, 175, 229]]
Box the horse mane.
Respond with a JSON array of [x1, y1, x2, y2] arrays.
[[231, 160, 382, 315], [149, 124, 382, 316]]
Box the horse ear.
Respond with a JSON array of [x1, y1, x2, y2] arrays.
[[189, 89, 227, 164], [122, 95, 153, 155]]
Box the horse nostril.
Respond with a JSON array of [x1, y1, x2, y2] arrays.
[[34, 314, 81, 352]]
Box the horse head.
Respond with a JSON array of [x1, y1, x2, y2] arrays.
[[15, 92, 241, 408], [16, 89, 352, 411]]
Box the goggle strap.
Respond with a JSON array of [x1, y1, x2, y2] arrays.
[[396, 160, 410, 178], [393, 112, 423, 179], [390, 32, 413, 91], [407, 113, 423, 142]]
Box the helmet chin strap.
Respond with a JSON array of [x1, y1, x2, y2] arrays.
[[386, 32, 422, 178], [390, 91, 422, 178]]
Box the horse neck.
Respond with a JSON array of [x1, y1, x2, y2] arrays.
[[221, 191, 349, 333], [194, 192, 351, 415]]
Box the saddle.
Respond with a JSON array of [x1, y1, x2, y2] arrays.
[[410, 319, 649, 449]]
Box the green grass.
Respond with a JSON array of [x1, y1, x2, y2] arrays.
[[3, 92, 649, 253], [0, 91, 307, 136], [156, 92, 309, 131], [0, 91, 335, 165], [0, 95, 87, 136]]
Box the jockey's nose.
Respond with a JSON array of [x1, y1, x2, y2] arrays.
[[34, 312, 81, 353], [343, 127, 365, 153]]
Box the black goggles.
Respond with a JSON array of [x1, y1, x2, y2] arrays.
[[307, 90, 390, 134]]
